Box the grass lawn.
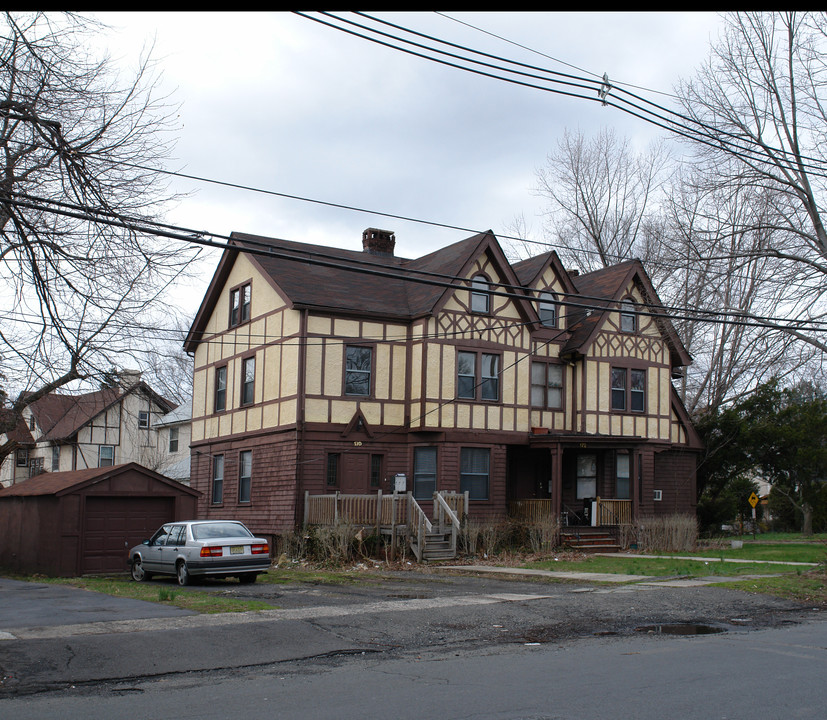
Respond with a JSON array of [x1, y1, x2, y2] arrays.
[[524, 555, 779, 577], [662, 543, 826, 563]]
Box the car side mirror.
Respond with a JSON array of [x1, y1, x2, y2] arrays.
[[142, 540, 150, 545]]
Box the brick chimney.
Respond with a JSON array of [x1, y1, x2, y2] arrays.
[[362, 228, 396, 256]]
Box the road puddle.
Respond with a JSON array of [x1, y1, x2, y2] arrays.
[[635, 623, 725, 635]]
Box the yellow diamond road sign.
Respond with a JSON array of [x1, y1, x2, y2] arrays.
[[748, 492, 759, 508]]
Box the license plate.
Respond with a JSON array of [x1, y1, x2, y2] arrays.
[[230, 545, 244, 555]]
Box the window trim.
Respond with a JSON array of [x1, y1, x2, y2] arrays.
[[460, 447, 490, 501], [344, 345, 373, 397], [212, 454, 224, 505], [611, 367, 646, 413], [16, 448, 28, 467], [238, 449, 252, 503], [229, 282, 252, 328], [530, 360, 564, 409], [214, 365, 227, 413], [138, 410, 150, 429], [326, 453, 340, 488], [370, 454, 383, 488], [470, 274, 491, 314], [98, 445, 115, 468], [456, 349, 501, 402], [51, 444, 60, 472], [168, 426, 179, 453], [616, 453, 631, 500], [240, 356, 256, 407]]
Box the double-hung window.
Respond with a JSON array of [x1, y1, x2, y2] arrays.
[[229, 283, 251, 328], [616, 453, 631, 499], [611, 368, 646, 412], [51, 445, 60, 472], [212, 455, 224, 504], [538, 291, 557, 327], [215, 366, 227, 412], [238, 450, 252, 503], [470, 275, 490, 314], [168, 426, 179, 453], [460, 447, 490, 500], [620, 299, 637, 333], [99, 445, 114, 467], [241, 357, 255, 406], [531, 362, 563, 409], [138, 410, 149, 429], [457, 351, 499, 401], [345, 346, 372, 396], [413, 447, 437, 500]]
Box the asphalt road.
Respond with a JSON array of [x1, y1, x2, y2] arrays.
[[1, 567, 821, 707]]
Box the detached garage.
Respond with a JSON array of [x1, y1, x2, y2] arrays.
[[0, 463, 199, 577]]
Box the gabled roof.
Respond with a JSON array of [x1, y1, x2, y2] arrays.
[[0, 462, 199, 497], [185, 230, 536, 351], [26, 382, 176, 443], [562, 260, 692, 368]]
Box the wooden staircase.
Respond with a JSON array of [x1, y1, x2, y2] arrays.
[[421, 531, 456, 561], [560, 527, 621, 553]]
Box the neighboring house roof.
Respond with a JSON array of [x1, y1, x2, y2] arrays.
[[154, 399, 192, 428], [26, 382, 176, 443], [0, 462, 199, 497], [0, 408, 33, 446]]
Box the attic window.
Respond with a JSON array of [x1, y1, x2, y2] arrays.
[[138, 411, 149, 429], [229, 283, 251, 328], [539, 291, 557, 327], [470, 275, 490, 314], [620, 299, 637, 332]]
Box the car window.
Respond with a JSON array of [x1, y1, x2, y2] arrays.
[[192, 522, 252, 540], [150, 526, 171, 546], [166, 525, 186, 546]]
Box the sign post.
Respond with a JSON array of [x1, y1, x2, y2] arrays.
[[748, 492, 759, 539]]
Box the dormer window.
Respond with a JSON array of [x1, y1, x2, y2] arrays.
[[620, 299, 637, 333], [470, 275, 490, 314], [229, 283, 251, 328], [539, 291, 557, 328]]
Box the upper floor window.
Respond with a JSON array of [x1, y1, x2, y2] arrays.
[[241, 357, 255, 406], [229, 283, 251, 328], [611, 367, 646, 413], [99, 445, 115, 467], [138, 410, 149, 429], [51, 445, 60, 472], [238, 450, 252, 503], [539, 292, 557, 328], [168, 426, 179, 453], [16, 448, 28, 467], [620, 299, 637, 333], [457, 351, 499, 401], [215, 366, 227, 412], [345, 346, 372, 396], [470, 275, 490, 314], [28, 414, 36, 431], [531, 362, 563, 409], [28, 457, 44, 477]]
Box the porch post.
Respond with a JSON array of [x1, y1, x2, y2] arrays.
[[552, 447, 562, 520]]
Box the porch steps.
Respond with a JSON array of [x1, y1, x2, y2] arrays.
[[422, 531, 456, 561], [560, 528, 620, 553]]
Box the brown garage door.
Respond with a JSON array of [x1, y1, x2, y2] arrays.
[[82, 496, 175, 574]]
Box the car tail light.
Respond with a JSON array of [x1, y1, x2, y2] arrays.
[[200, 546, 223, 557], [251, 543, 269, 555]]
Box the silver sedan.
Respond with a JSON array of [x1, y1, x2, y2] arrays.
[[128, 520, 271, 585]]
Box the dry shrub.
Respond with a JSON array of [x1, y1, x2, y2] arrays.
[[635, 515, 698, 553], [461, 520, 482, 556], [526, 517, 560, 554], [478, 521, 509, 556], [306, 523, 357, 563], [277, 530, 307, 561]]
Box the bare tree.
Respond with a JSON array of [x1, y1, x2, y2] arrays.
[[676, 11, 827, 353], [535, 127, 669, 273], [0, 13, 200, 462]]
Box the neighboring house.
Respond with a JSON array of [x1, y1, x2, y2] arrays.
[[184, 228, 702, 539], [0, 371, 186, 487], [153, 400, 193, 485]]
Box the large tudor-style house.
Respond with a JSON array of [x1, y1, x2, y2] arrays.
[[184, 228, 701, 542]]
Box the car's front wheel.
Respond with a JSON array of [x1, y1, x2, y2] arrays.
[[176, 561, 191, 586], [130, 557, 152, 582], [238, 573, 257, 584]]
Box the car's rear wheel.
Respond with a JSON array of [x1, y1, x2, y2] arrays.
[[238, 573, 257, 584], [176, 561, 191, 586], [131, 557, 152, 582]]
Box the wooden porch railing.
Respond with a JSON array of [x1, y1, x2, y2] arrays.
[[407, 496, 432, 563], [508, 499, 555, 522], [304, 491, 409, 533], [593, 498, 632, 525]]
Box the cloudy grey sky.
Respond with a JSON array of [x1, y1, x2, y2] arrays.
[[93, 12, 723, 313]]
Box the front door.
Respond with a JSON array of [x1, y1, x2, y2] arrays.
[[341, 453, 370, 494]]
